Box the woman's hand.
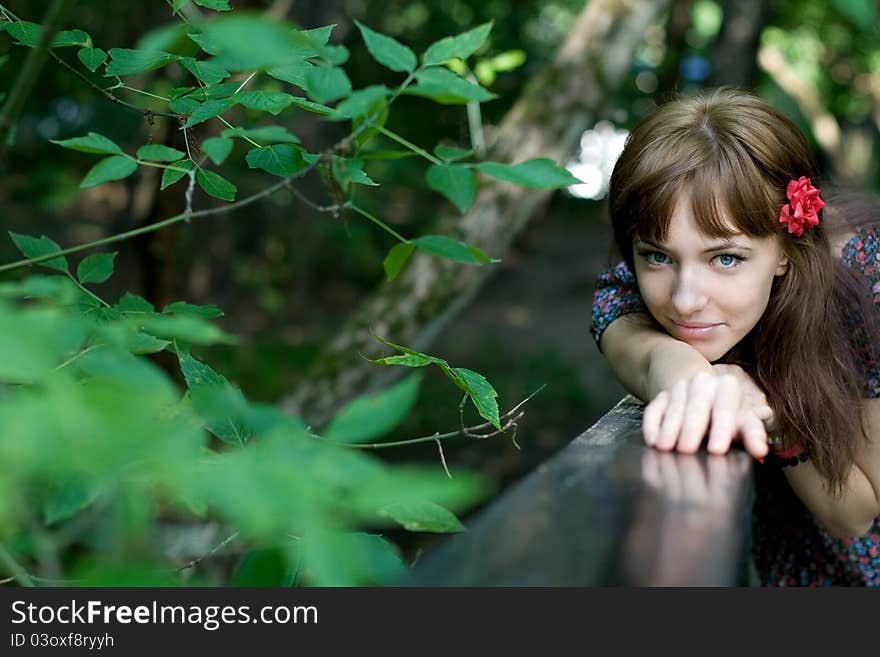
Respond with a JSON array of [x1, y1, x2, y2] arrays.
[[641, 364, 774, 459]]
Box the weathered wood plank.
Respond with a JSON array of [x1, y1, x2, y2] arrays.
[[406, 396, 754, 586]]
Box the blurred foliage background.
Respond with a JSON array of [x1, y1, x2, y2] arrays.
[[2, 0, 880, 567]]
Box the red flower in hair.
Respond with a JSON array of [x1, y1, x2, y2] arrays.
[[778, 176, 824, 236]]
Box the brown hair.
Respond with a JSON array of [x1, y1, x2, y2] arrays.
[[608, 87, 880, 493]]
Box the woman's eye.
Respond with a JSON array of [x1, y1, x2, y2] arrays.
[[714, 253, 743, 268], [644, 251, 670, 265]]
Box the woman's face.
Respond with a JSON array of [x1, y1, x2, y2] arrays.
[[632, 196, 789, 362]]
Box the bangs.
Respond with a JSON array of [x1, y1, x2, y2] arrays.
[[629, 137, 779, 244]]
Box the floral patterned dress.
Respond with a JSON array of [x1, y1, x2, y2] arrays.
[[590, 228, 880, 586]]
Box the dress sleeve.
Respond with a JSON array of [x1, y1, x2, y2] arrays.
[[840, 227, 880, 398], [590, 260, 647, 349]]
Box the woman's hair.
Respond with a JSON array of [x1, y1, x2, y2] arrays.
[[608, 87, 880, 493]]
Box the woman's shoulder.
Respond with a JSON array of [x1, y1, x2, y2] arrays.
[[841, 226, 880, 282]]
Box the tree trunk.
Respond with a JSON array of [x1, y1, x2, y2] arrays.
[[709, 0, 769, 89], [284, 0, 673, 427], [656, 0, 694, 95]]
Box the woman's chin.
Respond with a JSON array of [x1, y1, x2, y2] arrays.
[[681, 338, 731, 363]]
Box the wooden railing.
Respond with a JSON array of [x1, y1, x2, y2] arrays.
[[405, 396, 755, 586]]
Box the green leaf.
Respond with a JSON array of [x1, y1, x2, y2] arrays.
[[162, 301, 224, 318], [116, 292, 154, 313], [222, 125, 299, 143], [434, 144, 474, 162], [196, 169, 236, 201], [43, 479, 101, 526], [201, 137, 233, 165], [138, 314, 236, 345], [4, 21, 42, 46], [105, 48, 178, 76], [383, 243, 416, 281], [301, 25, 335, 49], [179, 57, 229, 85], [177, 351, 250, 444], [186, 31, 219, 55], [245, 145, 307, 177], [160, 159, 195, 190], [3, 22, 88, 48], [288, 96, 333, 115], [169, 94, 202, 115], [136, 21, 189, 52], [125, 331, 171, 355], [302, 531, 406, 586], [318, 44, 349, 66], [183, 98, 236, 128], [194, 0, 232, 11], [331, 156, 377, 190], [423, 22, 493, 66], [232, 549, 286, 587], [303, 67, 352, 104], [404, 68, 497, 104], [475, 158, 581, 189], [367, 335, 499, 429], [77, 47, 107, 72], [51, 30, 91, 48], [452, 367, 500, 429], [201, 16, 304, 70], [354, 21, 416, 73], [426, 164, 476, 213], [80, 155, 138, 189], [831, 0, 878, 31], [51, 132, 123, 155], [371, 353, 435, 367], [267, 60, 313, 87], [235, 90, 295, 115], [413, 235, 490, 265], [136, 144, 186, 162], [378, 501, 466, 533], [323, 375, 421, 443], [187, 81, 241, 100], [326, 84, 389, 121], [77, 252, 116, 284], [9, 232, 68, 273]]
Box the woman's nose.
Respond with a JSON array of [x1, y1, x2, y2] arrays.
[[671, 271, 708, 315]]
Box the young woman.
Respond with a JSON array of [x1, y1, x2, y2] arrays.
[[591, 88, 880, 586]]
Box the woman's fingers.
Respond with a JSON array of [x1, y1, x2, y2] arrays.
[[643, 367, 774, 458], [642, 390, 669, 446], [655, 379, 689, 451], [737, 411, 769, 459], [677, 373, 718, 453], [706, 375, 742, 454]]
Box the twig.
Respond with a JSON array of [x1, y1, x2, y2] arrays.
[[340, 387, 544, 449], [0, 543, 36, 587], [176, 530, 240, 572], [435, 435, 452, 478], [287, 184, 343, 215], [0, 3, 178, 121], [0, 159, 319, 273]]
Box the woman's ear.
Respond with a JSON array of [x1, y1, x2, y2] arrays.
[[775, 253, 790, 276]]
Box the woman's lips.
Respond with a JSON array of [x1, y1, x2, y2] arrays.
[[670, 320, 722, 339]]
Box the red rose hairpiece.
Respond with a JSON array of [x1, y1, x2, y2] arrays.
[[778, 176, 824, 236]]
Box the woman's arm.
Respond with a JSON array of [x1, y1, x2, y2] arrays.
[[782, 397, 880, 539], [599, 313, 712, 402], [599, 315, 771, 458]]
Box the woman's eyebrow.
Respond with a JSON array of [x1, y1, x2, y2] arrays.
[[635, 238, 753, 254], [702, 241, 754, 253]]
